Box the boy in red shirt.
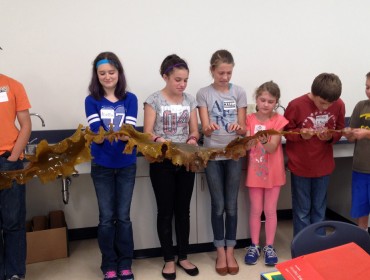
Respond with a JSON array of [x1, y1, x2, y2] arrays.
[[284, 73, 345, 236]]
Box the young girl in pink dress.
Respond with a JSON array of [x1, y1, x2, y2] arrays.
[[244, 81, 288, 266]]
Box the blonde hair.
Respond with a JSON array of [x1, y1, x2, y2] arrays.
[[210, 49, 234, 70]]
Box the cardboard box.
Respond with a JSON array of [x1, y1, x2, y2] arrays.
[[26, 210, 68, 264]]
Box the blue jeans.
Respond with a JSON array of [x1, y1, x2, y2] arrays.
[[150, 160, 195, 262], [91, 162, 136, 274], [205, 159, 242, 248], [291, 173, 329, 236], [0, 158, 26, 280], [351, 171, 370, 218]]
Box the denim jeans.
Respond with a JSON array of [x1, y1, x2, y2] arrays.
[[150, 160, 195, 262], [291, 173, 329, 236], [91, 162, 136, 274], [205, 159, 242, 248], [0, 158, 26, 280]]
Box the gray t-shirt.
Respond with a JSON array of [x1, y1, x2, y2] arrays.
[[144, 91, 197, 143], [349, 99, 370, 173], [196, 84, 248, 148]]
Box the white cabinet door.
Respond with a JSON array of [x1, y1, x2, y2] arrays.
[[237, 171, 249, 240], [196, 173, 213, 243], [277, 170, 292, 210], [131, 176, 160, 250]]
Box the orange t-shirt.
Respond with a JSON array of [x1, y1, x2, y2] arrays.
[[0, 74, 31, 155]]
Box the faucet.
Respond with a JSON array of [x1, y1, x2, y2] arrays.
[[28, 138, 38, 144], [25, 137, 38, 155], [276, 104, 286, 113], [30, 113, 46, 127], [61, 177, 72, 204], [58, 173, 79, 204]]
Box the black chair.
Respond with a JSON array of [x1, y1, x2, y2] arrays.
[[291, 220, 370, 258]]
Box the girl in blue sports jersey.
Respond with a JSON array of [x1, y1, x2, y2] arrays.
[[85, 52, 138, 280]]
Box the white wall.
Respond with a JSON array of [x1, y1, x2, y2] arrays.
[[1, 0, 369, 130]]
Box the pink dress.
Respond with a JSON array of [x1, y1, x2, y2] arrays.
[[245, 113, 288, 188]]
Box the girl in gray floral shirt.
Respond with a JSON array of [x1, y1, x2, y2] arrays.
[[144, 54, 199, 279]]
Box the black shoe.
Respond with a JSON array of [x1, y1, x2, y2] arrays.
[[162, 264, 176, 280], [176, 260, 199, 276]]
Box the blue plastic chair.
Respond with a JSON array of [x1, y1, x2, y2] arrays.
[[291, 220, 370, 258]]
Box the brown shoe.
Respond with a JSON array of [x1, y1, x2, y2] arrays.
[[228, 258, 239, 275], [228, 265, 239, 275], [215, 258, 228, 276]]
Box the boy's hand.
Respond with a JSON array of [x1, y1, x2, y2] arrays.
[[342, 127, 358, 142], [300, 128, 315, 139], [352, 128, 370, 140], [342, 127, 353, 137], [316, 128, 333, 141]]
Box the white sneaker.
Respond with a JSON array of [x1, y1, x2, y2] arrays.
[[9, 276, 22, 280]]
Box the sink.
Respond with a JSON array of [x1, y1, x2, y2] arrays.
[[24, 128, 74, 157], [23, 127, 93, 174], [23, 138, 82, 205], [24, 143, 37, 156]]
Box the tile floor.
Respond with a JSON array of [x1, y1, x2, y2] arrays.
[[26, 220, 293, 280]]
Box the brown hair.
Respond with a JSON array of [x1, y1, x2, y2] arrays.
[[311, 73, 342, 102], [88, 52, 127, 100], [160, 54, 189, 77], [366, 72, 370, 79], [255, 81, 281, 102], [210, 49, 234, 70]]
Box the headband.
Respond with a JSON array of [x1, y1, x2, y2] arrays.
[[164, 63, 188, 74], [96, 59, 111, 68]]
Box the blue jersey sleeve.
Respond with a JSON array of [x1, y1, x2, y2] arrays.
[[85, 95, 102, 133], [124, 92, 138, 127]]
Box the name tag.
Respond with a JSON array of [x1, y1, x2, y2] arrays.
[[0, 91, 8, 102], [223, 100, 236, 110], [315, 115, 329, 128], [254, 124, 266, 134], [161, 105, 188, 115], [100, 108, 115, 119]]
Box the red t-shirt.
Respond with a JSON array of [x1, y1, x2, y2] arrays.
[[284, 94, 345, 177]]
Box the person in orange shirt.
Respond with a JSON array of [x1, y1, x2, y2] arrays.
[[0, 46, 32, 280]]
